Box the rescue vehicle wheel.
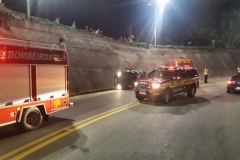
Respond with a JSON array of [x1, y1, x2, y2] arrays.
[[136, 97, 144, 101], [187, 85, 196, 97], [161, 89, 171, 104], [21, 107, 43, 131]]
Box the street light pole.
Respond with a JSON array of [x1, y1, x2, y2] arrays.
[[149, 0, 169, 46], [26, 0, 30, 20], [154, 6, 157, 46]]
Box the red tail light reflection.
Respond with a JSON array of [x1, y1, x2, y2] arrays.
[[228, 80, 236, 84]]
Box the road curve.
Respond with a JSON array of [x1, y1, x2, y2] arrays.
[[1, 77, 240, 160]]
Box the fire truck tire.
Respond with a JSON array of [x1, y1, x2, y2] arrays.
[[21, 107, 43, 131], [187, 85, 196, 97], [161, 89, 171, 104]]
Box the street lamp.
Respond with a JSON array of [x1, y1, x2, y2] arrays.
[[148, 0, 169, 46], [26, 0, 30, 20]]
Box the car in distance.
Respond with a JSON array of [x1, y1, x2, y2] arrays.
[[134, 66, 197, 103], [114, 70, 146, 89], [227, 74, 240, 93]]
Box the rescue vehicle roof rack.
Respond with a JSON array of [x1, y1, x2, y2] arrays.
[[0, 37, 66, 51]]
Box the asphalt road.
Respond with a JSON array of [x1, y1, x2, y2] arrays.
[[1, 77, 240, 160]]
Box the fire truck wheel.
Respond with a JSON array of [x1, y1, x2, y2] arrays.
[[22, 107, 43, 131], [161, 89, 171, 104], [187, 85, 196, 97]]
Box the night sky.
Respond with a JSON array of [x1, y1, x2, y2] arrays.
[[1, 0, 238, 43]]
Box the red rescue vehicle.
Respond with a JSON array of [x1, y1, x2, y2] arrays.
[[0, 38, 73, 131], [172, 57, 200, 87]]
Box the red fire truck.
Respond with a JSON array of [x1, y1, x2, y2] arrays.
[[0, 38, 73, 131]]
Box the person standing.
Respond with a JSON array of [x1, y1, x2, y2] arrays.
[[54, 17, 60, 25], [71, 21, 76, 28], [84, 26, 88, 31], [237, 67, 240, 73], [89, 28, 93, 33], [203, 67, 208, 83], [95, 29, 99, 35]]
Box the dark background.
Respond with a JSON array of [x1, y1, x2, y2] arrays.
[[2, 0, 240, 46]]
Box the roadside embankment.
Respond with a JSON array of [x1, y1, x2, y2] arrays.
[[0, 19, 239, 95]]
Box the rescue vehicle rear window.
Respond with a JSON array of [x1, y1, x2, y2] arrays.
[[147, 70, 173, 78], [186, 69, 198, 77]]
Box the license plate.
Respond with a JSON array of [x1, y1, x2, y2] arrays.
[[139, 91, 146, 95]]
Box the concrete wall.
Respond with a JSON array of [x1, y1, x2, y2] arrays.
[[0, 19, 239, 94]]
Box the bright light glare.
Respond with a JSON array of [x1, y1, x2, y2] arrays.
[[134, 82, 138, 86], [152, 83, 160, 88], [117, 72, 121, 77], [117, 84, 122, 90], [156, 0, 169, 6]]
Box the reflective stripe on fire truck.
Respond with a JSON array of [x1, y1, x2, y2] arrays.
[[0, 121, 16, 127]]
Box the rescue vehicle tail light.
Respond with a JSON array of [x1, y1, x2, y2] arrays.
[[152, 83, 160, 89], [228, 80, 235, 84]]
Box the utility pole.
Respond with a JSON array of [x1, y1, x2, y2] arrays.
[[26, 0, 30, 20]]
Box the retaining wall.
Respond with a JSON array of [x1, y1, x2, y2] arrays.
[[0, 19, 239, 94]]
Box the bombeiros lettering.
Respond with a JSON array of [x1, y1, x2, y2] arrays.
[[7, 51, 53, 61]]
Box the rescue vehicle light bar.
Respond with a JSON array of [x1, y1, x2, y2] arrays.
[[158, 65, 194, 71]]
